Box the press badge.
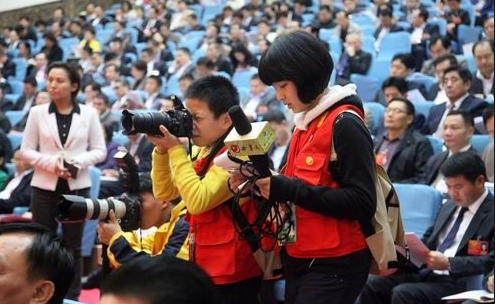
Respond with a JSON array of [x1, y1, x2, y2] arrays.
[[468, 239, 489, 256]]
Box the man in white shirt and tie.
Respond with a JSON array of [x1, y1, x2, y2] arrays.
[[360, 151, 494, 304]]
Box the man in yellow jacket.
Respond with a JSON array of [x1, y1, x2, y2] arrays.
[[98, 173, 189, 269]]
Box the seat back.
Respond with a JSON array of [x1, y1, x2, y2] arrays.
[[471, 135, 491, 154], [426, 135, 444, 155], [394, 184, 443, 238]]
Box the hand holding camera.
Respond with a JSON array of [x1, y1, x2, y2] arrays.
[[98, 210, 123, 245], [147, 125, 182, 154]]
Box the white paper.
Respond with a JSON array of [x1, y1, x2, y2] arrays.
[[405, 232, 430, 267], [442, 290, 494, 303]]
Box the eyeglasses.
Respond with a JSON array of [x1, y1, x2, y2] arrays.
[[385, 108, 407, 115]]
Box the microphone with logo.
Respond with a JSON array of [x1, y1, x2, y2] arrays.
[[224, 105, 275, 177]]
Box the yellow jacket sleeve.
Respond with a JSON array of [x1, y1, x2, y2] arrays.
[[107, 230, 156, 269], [151, 148, 181, 201]]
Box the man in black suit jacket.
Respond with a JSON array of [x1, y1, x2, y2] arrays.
[[410, 8, 440, 71], [0, 49, 15, 79], [470, 40, 494, 100], [427, 66, 487, 137], [360, 151, 494, 304], [374, 8, 403, 43], [0, 151, 33, 214], [12, 77, 37, 112], [422, 111, 476, 188], [374, 98, 433, 183], [445, 0, 471, 41], [336, 33, 372, 85]]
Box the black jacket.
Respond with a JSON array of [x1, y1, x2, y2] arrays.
[[374, 129, 433, 183], [0, 171, 33, 214], [470, 72, 494, 99], [336, 50, 372, 80], [421, 146, 477, 185]]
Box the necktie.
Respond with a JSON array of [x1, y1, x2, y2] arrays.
[[437, 207, 469, 253], [433, 103, 454, 139], [419, 207, 468, 278]]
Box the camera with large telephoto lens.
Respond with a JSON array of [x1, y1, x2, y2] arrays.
[[57, 151, 143, 231], [121, 109, 193, 137]]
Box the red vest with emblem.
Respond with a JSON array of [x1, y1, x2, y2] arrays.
[[283, 104, 368, 258], [189, 148, 262, 285]]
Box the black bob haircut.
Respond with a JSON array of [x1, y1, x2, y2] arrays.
[[47, 62, 81, 101], [258, 30, 333, 104], [185, 75, 239, 118], [0, 223, 74, 304], [101, 256, 221, 304], [440, 151, 487, 183]]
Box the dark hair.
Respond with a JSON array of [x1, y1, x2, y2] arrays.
[[196, 56, 215, 69], [43, 32, 58, 44], [432, 54, 458, 67], [430, 35, 451, 50], [472, 39, 494, 55], [83, 25, 96, 36], [447, 110, 474, 128], [132, 60, 148, 72], [185, 75, 239, 118], [389, 97, 416, 117], [230, 42, 255, 68], [483, 104, 494, 126], [95, 93, 110, 106], [141, 47, 154, 57], [147, 75, 163, 87], [261, 110, 286, 123], [0, 223, 74, 304], [102, 256, 221, 304], [23, 76, 37, 87], [392, 53, 416, 71], [259, 31, 332, 103], [47, 62, 81, 100], [443, 66, 472, 84], [382, 77, 409, 94], [447, 0, 462, 3], [440, 151, 487, 183], [378, 7, 393, 17], [83, 82, 102, 93], [179, 73, 195, 83], [418, 8, 429, 21], [177, 47, 192, 56]]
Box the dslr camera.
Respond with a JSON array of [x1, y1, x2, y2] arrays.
[[121, 108, 193, 137], [57, 151, 144, 231]]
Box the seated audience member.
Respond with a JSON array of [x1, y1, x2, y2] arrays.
[[194, 57, 216, 79], [427, 54, 458, 103], [0, 86, 14, 112], [242, 73, 277, 121], [206, 41, 234, 76], [427, 66, 487, 138], [178, 74, 194, 99], [445, 0, 471, 42], [144, 75, 166, 110], [98, 173, 189, 268], [12, 77, 38, 111], [421, 36, 467, 77], [335, 33, 372, 85], [110, 79, 131, 111], [470, 40, 494, 100], [360, 151, 494, 304], [0, 223, 74, 304], [167, 47, 195, 79], [159, 95, 183, 112], [11, 91, 51, 133], [100, 256, 221, 304], [375, 98, 433, 183], [461, 249, 494, 304], [374, 8, 403, 51], [96, 124, 119, 172], [131, 60, 148, 91], [409, 8, 440, 71], [0, 150, 33, 214], [423, 111, 476, 192], [483, 16, 494, 43], [334, 11, 362, 44], [262, 110, 292, 172], [482, 105, 494, 182], [92, 93, 119, 132]]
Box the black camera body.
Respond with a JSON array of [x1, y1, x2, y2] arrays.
[[57, 151, 144, 231], [121, 109, 193, 137]]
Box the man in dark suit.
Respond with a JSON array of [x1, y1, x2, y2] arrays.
[[140, 48, 168, 77], [427, 54, 458, 102], [138, 6, 163, 42], [12, 77, 37, 112], [374, 8, 403, 48], [445, 0, 471, 42], [360, 151, 494, 304], [374, 98, 433, 183], [427, 66, 488, 138], [422, 111, 476, 189], [0, 150, 33, 214], [470, 40, 494, 100], [0, 49, 15, 79], [336, 33, 372, 85], [410, 8, 440, 71]]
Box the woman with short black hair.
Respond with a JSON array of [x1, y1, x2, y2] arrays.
[[232, 31, 377, 304]]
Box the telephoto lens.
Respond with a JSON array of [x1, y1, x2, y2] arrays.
[[58, 195, 128, 221], [121, 109, 193, 137]]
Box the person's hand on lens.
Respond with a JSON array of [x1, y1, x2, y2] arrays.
[[147, 125, 181, 154], [98, 210, 123, 245]]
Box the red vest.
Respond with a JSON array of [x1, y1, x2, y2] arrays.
[[283, 104, 368, 259], [189, 148, 262, 285]]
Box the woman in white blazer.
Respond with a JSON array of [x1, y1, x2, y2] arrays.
[[20, 62, 106, 299]]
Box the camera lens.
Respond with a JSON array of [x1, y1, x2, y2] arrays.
[[122, 110, 171, 136]]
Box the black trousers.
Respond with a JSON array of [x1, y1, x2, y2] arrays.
[[216, 276, 262, 304], [284, 260, 369, 304], [358, 273, 465, 304], [31, 187, 90, 300]]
